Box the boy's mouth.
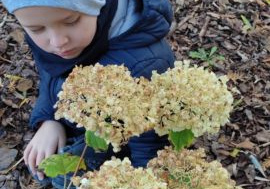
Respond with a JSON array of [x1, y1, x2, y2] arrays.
[[57, 49, 76, 57]]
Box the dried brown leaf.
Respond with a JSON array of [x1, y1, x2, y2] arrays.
[[0, 40, 8, 54], [262, 158, 270, 169], [235, 138, 256, 150], [227, 71, 245, 83], [9, 29, 24, 45], [255, 130, 270, 142], [16, 79, 33, 92], [1, 96, 19, 109], [0, 108, 6, 119]]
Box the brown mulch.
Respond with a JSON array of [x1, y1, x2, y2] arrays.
[[0, 0, 270, 188]]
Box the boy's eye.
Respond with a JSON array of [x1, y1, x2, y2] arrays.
[[65, 16, 80, 26], [30, 27, 45, 33]]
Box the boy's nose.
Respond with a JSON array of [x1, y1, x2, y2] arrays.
[[50, 34, 69, 49]]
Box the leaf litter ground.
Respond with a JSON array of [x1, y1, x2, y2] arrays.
[[0, 0, 269, 188]]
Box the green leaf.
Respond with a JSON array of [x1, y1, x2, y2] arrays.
[[216, 55, 225, 61], [39, 153, 86, 178], [198, 48, 208, 59], [169, 129, 194, 151], [265, 0, 270, 5], [85, 130, 108, 152], [209, 46, 218, 57], [241, 15, 252, 33], [230, 148, 240, 158], [189, 51, 204, 60], [241, 15, 252, 28]]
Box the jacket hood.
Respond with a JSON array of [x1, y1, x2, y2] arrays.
[[109, 0, 173, 49]]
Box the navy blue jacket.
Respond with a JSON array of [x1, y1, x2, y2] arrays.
[[27, 0, 175, 168]]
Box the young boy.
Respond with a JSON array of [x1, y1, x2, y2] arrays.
[[2, 0, 175, 188]]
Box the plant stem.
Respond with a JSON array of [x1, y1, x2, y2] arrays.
[[64, 175, 67, 189], [67, 144, 88, 189]]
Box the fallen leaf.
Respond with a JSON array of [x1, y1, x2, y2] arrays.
[[255, 130, 270, 142], [0, 148, 18, 170], [0, 108, 6, 119], [1, 179, 17, 188], [263, 158, 270, 169], [227, 71, 245, 83], [1, 133, 23, 148], [225, 18, 243, 32], [218, 0, 230, 7], [239, 83, 249, 93], [264, 36, 270, 52], [222, 40, 237, 50], [218, 134, 227, 143], [235, 138, 256, 149], [217, 149, 231, 156], [226, 163, 238, 177], [236, 50, 249, 62], [230, 148, 241, 157], [244, 165, 256, 183], [244, 109, 253, 121], [9, 29, 24, 45], [1, 95, 19, 109], [16, 79, 33, 92], [255, 0, 267, 7], [262, 56, 270, 63], [0, 40, 8, 54]]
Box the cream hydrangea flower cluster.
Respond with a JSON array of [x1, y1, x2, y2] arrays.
[[55, 64, 153, 152], [73, 147, 241, 189], [150, 60, 234, 136], [55, 61, 233, 152], [73, 157, 167, 189], [147, 146, 242, 189]]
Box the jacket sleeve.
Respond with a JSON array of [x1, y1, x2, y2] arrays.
[[29, 68, 55, 130]]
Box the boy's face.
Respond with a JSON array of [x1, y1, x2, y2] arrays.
[[14, 7, 97, 59]]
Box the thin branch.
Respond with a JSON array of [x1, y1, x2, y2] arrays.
[[0, 56, 13, 64], [0, 157, 24, 174], [67, 144, 88, 189]]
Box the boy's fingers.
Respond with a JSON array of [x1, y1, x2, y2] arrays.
[[36, 152, 46, 180], [23, 144, 32, 165], [36, 151, 45, 167], [28, 150, 37, 175], [37, 171, 44, 181]]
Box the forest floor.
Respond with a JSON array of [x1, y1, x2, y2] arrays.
[[0, 0, 270, 188]]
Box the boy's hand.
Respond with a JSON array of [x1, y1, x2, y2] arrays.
[[24, 120, 66, 180]]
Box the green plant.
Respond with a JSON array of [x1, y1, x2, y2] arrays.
[[169, 129, 194, 151], [188, 46, 225, 67], [38, 153, 86, 189], [37, 131, 108, 189], [85, 130, 108, 152], [240, 15, 252, 33]]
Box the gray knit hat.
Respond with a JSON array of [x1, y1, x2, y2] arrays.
[[1, 0, 106, 16]]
